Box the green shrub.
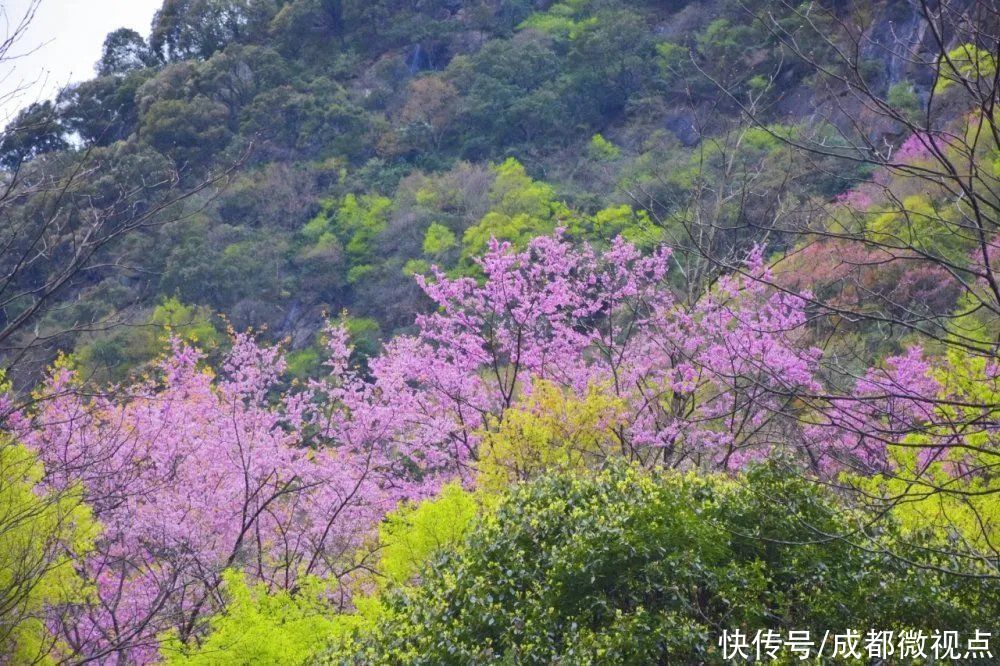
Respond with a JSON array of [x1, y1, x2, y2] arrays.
[[327, 462, 996, 664]]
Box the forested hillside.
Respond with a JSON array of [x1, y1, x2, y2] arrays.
[[2, 0, 962, 382], [1, 0, 999, 663]]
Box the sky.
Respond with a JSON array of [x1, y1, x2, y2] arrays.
[[0, 0, 163, 123]]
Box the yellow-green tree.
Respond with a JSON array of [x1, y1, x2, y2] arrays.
[[75, 298, 222, 384], [0, 435, 96, 664], [164, 483, 480, 664], [847, 348, 999, 554], [477, 380, 625, 493], [161, 571, 346, 666], [460, 159, 569, 266], [378, 482, 478, 586]]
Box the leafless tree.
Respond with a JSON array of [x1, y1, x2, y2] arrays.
[[0, 0, 43, 122]]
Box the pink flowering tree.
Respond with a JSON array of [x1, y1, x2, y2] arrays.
[[807, 347, 943, 474], [17, 335, 440, 663], [334, 232, 824, 473]]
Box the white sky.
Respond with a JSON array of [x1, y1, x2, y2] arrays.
[[1, 0, 163, 124]]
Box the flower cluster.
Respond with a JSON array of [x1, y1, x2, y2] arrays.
[[13, 232, 965, 662]]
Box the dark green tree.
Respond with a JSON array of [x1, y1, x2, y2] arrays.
[[58, 71, 152, 146], [0, 102, 66, 170], [150, 0, 279, 61], [97, 28, 158, 76]]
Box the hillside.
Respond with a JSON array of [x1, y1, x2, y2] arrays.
[[1, 0, 999, 663], [1, 0, 980, 383]]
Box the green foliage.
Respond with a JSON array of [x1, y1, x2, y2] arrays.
[[58, 70, 153, 146], [656, 41, 687, 74], [936, 43, 998, 92], [487, 159, 560, 220], [867, 195, 974, 265], [390, 76, 460, 156], [150, 298, 222, 348], [294, 191, 395, 298], [402, 258, 430, 277], [140, 95, 233, 169], [477, 381, 625, 493], [848, 348, 999, 552], [378, 483, 478, 586], [161, 221, 293, 314], [0, 437, 96, 664], [520, 0, 596, 40], [328, 462, 996, 664], [240, 78, 371, 161], [161, 571, 344, 666], [0, 101, 68, 169], [75, 298, 222, 384], [446, 32, 571, 154], [99, 28, 158, 76], [887, 81, 921, 122], [150, 0, 278, 61], [698, 18, 755, 72], [167, 483, 479, 664], [587, 133, 620, 161], [460, 159, 568, 264], [305, 194, 392, 286], [422, 222, 457, 255], [285, 347, 321, 381], [569, 204, 661, 248], [342, 316, 382, 361]]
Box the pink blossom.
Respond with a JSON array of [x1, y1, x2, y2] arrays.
[[19, 336, 442, 663], [809, 346, 940, 473]]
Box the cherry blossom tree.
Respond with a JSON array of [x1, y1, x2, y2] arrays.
[[18, 334, 438, 663], [333, 232, 823, 473]]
